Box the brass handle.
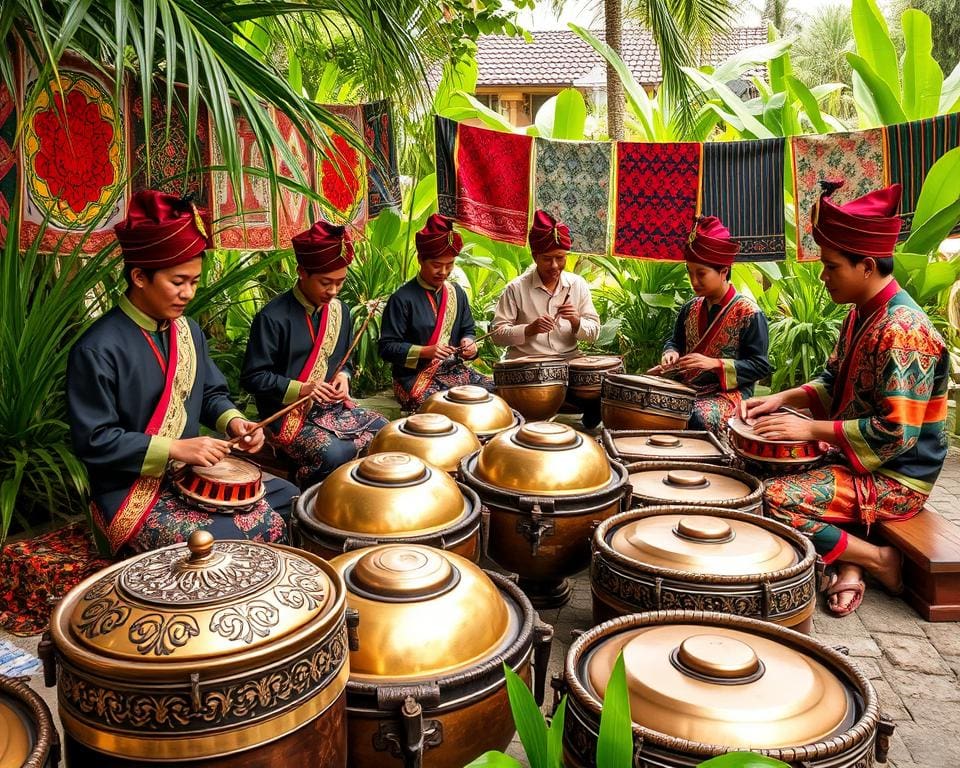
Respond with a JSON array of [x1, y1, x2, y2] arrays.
[[876, 717, 895, 762], [346, 608, 361, 651], [38, 632, 56, 688], [401, 697, 425, 768], [187, 530, 215, 562], [550, 674, 567, 714], [532, 621, 555, 707]]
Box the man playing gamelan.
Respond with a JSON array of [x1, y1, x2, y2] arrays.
[[743, 182, 950, 617], [378, 213, 491, 411], [490, 210, 602, 426], [652, 216, 770, 436], [67, 190, 297, 557], [241, 221, 389, 489]]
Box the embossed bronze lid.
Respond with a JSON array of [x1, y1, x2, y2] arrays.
[[607, 373, 696, 395], [332, 545, 513, 681], [474, 422, 612, 495], [0, 696, 30, 768], [419, 386, 519, 438], [307, 452, 470, 534], [609, 512, 798, 575], [629, 466, 753, 503], [613, 433, 723, 460], [367, 414, 481, 474], [586, 624, 852, 747], [51, 532, 344, 672]]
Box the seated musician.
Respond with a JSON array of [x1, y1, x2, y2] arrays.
[[490, 210, 602, 426], [378, 213, 492, 411], [240, 221, 388, 488], [743, 182, 950, 617], [67, 190, 297, 557], [651, 216, 770, 436]]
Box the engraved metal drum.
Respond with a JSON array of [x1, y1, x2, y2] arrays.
[[626, 461, 763, 516], [331, 545, 554, 768], [555, 611, 894, 768], [591, 505, 818, 633], [42, 532, 349, 766], [0, 675, 59, 768], [601, 429, 734, 466], [493, 356, 569, 421], [567, 355, 624, 400], [172, 456, 265, 512], [728, 415, 825, 476], [367, 413, 480, 475], [601, 374, 695, 430], [418, 386, 522, 443]]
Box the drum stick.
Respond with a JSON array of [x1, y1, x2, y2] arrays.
[[552, 287, 571, 321], [225, 393, 313, 447], [329, 297, 383, 380]]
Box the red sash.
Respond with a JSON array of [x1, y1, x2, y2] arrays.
[[408, 284, 457, 403]]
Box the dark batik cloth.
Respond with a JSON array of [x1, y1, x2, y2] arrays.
[[379, 277, 492, 410], [241, 291, 388, 488], [435, 115, 458, 219], [67, 304, 295, 555]]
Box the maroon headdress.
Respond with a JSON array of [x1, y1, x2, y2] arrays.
[[812, 181, 902, 258], [292, 221, 354, 272], [528, 209, 572, 255], [415, 213, 463, 259], [685, 216, 740, 268], [114, 190, 211, 268]]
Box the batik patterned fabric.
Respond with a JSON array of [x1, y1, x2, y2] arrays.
[[315, 104, 367, 234], [791, 129, 885, 261], [613, 141, 701, 260], [20, 53, 128, 253], [455, 123, 533, 245], [272, 107, 313, 247], [392, 360, 494, 412], [700, 138, 786, 261], [0, 63, 18, 245], [130, 85, 211, 206], [533, 138, 611, 255], [884, 113, 960, 239], [363, 99, 401, 217], [435, 115, 458, 218]]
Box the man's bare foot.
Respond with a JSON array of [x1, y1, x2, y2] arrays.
[[869, 545, 904, 595], [827, 562, 866, 616]]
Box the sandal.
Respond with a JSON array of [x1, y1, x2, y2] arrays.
[[825, 573, 866, 617]]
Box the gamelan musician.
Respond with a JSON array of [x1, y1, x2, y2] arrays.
[[241, 221, 388, 489], [744, 182, 950, 617], [651, 215, 770, 436], [378, 213, 492, 411], [67, 190, 297, 557]]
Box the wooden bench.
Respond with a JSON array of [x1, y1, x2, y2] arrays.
[[876, 507, 960, 622]]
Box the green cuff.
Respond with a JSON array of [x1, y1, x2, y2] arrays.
[[283, 379, 303, 404], [216, 408, 246, 436], [142, 436, 172, 477], [720, 359, 737, 391], [405, 345, 423, 369]]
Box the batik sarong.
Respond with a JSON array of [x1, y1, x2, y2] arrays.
[[364, 99, 401, 216], [393, 360, 493, 412]]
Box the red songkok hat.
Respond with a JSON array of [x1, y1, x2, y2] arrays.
[[685, 216, 740, 268], [115, 190, 211, 268], [529, 209, 572, 255], [415, 213, 462, 260], [812, 181, 902, 258], [291, 221, 354, 272]]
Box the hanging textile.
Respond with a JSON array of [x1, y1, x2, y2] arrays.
[[791, 128, 885, 261], [453, 122, 533, 246], [363, 99, 401, 217], [700, 138, 786, 261], [534, 138, 611, 255], [272, 107, 313, 248], [613, 141, 701, 260], [0, 63, 18, 243], [884, 113, 960, 240], [315, 104, 367, 237], [435, 115, 458, 219]]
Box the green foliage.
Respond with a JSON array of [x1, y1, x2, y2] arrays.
[[596, 652, 634, 767], [697, 755, 790, 768]]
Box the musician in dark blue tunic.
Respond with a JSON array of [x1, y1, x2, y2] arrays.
[[378, 214, 492, 410], [67, 190, 296, 556], [241, 222, 388, 488]]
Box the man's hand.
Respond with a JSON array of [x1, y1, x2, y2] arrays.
[[169, 436, 231, 466], [555, 302, 580, 332], [460, 338, 478, 360], [330, 372, 350, 400], [676, 353, 719, 374], [421, 343, 457, 361], [301, 380, 339, 404], [751, 413, 819, 442], [740, 392, 788, 423], [524, 315, 556, 337], [227, 418, 265, 454], [661, 349, 680, 367]]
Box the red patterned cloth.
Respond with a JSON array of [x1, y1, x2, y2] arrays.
[[455, 124, 532, 246], [0, 524, 113, 636], [614, 142, 701, 260]]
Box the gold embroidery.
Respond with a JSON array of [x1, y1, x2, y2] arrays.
[[409, 284, 459, 400]]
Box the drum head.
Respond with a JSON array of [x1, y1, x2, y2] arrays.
[[174, 457, 266, 510], [569, 355, 623, 370], [495, 355, 567, 369], [608, 373, 696, 395], [728, 415, 810, 446]]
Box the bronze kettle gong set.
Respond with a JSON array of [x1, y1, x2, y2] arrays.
[[35, 372, 893, 767]]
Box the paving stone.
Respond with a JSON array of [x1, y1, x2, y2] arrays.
[[882, 664, 960, 703], [869, 676, 912, 721], [895, 721, 960, 766], [921, 624, 960, 658], [811, 632, 882, 658], [874, 634, 951, 674], [857, 592, 926, 637], [903, 700, 960, 733], [883, 730, 914, 766], [850, 656, 884, 679]]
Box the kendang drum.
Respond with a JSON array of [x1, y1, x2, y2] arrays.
[[591, 505, 818, 632], [0, 675, 59, 767], [626, 461, 763, 515], [567, 355, 624, 400], [418, 385, 522, 443], [601, 429, 733, 466], [555, 610, 895, 768], [41, 531, 349, 767], [294, 452, 482, 561], [331, 545, 554, 768], [172, 456, 265, 511], [460, 422, 630, 607], [493, 356, 568, 421], [601, 374, 696, 430], [728, 413, 824, 476], [367, 413, 480, 475]]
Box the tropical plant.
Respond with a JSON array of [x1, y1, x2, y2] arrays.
[[759, 0, 801, 37], [892, 0, 960, 73], [792, 5, 857, 119]]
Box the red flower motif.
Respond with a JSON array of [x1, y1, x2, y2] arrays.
[[320, 133, 361, 214], [32, 87, 116, 215]]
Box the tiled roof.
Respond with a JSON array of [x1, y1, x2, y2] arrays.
[[475, 27, 767, 88]]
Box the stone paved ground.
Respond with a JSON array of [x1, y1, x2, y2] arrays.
[[3, 444, 958, 767]]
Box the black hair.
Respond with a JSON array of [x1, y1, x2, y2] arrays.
[[839, 251, 895, 276], [123, 264, 157, 286]]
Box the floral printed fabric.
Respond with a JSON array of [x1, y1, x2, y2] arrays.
[[533, 139, 611, 255], [791, 129, 885, 261]]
